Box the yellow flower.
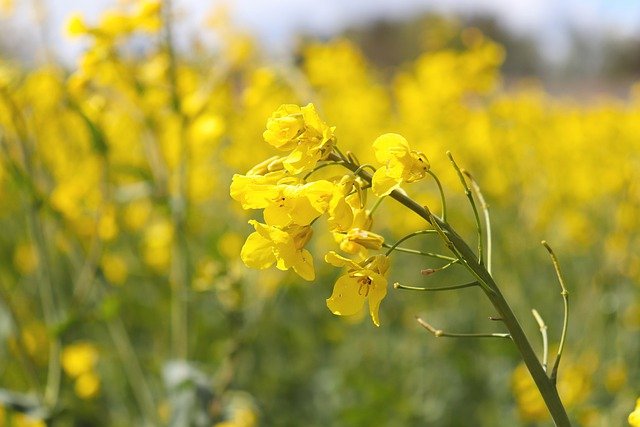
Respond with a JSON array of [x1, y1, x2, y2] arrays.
[[231, 173, 334, 227], [325, 251, 390, 326], [262, 180, 334, 227], [245, 155, 286, 176], [371, 133, 429, 196], [13, 242, 39, 275], [133, 0, 162, 33], [241, 220, 315, 281], [343, 228, 384, 250], [630, 398, 640, 427], [229, 170, 290, 210], [75, 372, 101, 400], [327, 175, 379, 256], [99, 11, 131, 37], [333, 209, 375, 256], [263, 104, 306, 150], [62, 342, 99, 378], [65, 13, 87, 37], [101, 252, 128, 285], [262, 103, 335, 174], [143, 220, 174, 272], [326, 175, 358, 233]]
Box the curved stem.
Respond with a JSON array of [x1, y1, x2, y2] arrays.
[[380, 244, 457, 261], [464, 170, 492, 275], [384, 230, 437, 256], [532, 309, 549, 372], [416, 317, 510, 339], [426, 170, 447, 221], [394, 280, 477, 292], [303, 161, 345, 180], [447, 152, 483, 265], [333, 146, 349, 163], [353, 163, 377, 177], [369, 195, 386, 215], [542, 241, 570, 385]]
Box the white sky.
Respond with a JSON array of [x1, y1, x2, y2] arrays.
[[3, 0, 640, 63]]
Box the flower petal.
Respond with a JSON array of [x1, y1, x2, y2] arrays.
[[263, 204, 291, 227], [292, 248, 315, 281], [373, 133, 410, 163], [240, 232, 275, 269], [324, 251, 360, 270], [367, 273, 388, 326], [326, 275, 365, 316], [372, 168, 401, 197]]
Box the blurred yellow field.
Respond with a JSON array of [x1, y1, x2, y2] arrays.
[[0, 1, 639, 426]]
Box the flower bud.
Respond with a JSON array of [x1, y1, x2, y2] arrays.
[[345, 228, 384, 250]]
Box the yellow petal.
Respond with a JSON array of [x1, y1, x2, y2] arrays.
[[302, 180, 334, 212], [326, 275, 365, 316], [263, 104, 304, 150], [283, 146, 322, 174], [288, 181, 332, 224], [263, 204, 291, 227], [249, 220, 289, 244], [372, 168, 401, 197], [367, 273, 388, 326], [327, 196, 353, 232], [240, 232, 275, 269], [373, 133, 410, 164], [300, 103, 324, 134], [229, 173, 281, 210], [324, 251, 360, 270], [292, 248, 315, 281]]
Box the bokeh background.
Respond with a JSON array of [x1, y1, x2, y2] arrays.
[[0, 0, 639, 426]]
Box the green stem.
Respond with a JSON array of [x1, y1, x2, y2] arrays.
[[394, 281, 478, 292], [329, 152, 571, 426], [416, 317, 510, 339], [464, 170, 492, 275], [447, 152, 483, 265], [4, 89, 63, 409], [369, 195, 385, 214], [380, 244, 457, 261], [542, 241, 570, 385], [353, 163, 377, 177], [27, 189, 61, 410], [426, 170, 447, 221], [384, 230, 438, 256], [532, 309, 549, 372], [303, 161, 344, 180]]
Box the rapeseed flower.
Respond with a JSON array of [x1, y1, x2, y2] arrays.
[[325, 251, 390, 326], [371, 133, 429, 196], [241, 220, 315, 281], [263, 103, 335, 174]]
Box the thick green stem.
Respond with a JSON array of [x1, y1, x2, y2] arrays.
[[329, 152, 571, 426]]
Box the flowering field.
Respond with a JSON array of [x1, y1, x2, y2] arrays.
[[0, 1, 639, 426]]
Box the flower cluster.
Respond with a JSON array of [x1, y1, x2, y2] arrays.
[[231, 103, 429, 325]]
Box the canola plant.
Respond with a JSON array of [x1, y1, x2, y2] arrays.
[[0, 1, 639, 426]]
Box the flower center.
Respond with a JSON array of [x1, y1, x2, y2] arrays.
[[358, 276, 372, 297]]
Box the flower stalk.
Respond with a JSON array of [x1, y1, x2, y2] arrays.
[[328, 151, 571, 426]]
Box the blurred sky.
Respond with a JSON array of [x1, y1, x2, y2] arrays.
[[5, 0, 640, 63]]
